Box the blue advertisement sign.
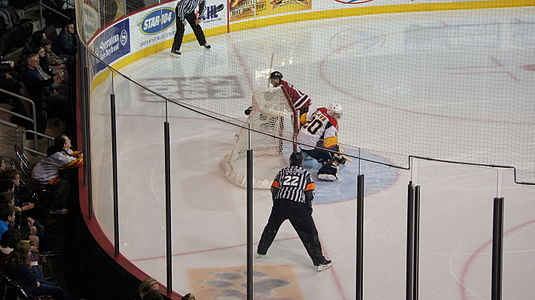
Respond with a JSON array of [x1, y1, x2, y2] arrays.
[[139, 7, 176, 35], [93, 18, 131, 74]]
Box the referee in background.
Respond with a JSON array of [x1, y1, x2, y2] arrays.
[[256, 152, 332, 271], [171, 0, 211, 55]]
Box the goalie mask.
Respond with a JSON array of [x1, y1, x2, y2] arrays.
[[328, 103, 342, 119]]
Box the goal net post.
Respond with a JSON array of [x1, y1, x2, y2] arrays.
[[222, 86, 298, 189]]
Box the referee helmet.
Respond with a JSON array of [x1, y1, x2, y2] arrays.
[[289, 152, 304, 166]]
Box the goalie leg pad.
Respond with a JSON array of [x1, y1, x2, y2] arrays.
[[317, 164, 339, 181]]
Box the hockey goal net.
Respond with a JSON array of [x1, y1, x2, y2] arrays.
[[223, 86, 298, 189]]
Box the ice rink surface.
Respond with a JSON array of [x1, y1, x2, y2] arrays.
[[88, 7, 535, 299]]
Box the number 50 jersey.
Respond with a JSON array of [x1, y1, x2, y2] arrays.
[[271, 166, 315, 203], [297, 107, 339, 151]]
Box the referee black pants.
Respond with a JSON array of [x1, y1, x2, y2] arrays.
[[257, 199, 326, 265], [171, 10, 207, 52]]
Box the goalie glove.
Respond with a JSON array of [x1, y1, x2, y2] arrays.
[[333, 153, 350, 166]]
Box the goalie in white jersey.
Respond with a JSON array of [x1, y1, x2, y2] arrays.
[[297, 103, 348, 181]]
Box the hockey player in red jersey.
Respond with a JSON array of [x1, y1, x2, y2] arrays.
[[244, 71, 312, 118], [297, 103, 349, 181]]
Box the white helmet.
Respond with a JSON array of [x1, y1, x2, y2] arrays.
[[328, 103, 342, 119]]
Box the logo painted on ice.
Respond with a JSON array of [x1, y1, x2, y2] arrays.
[[139, 8, 176, 35], [333, 0, 375, 4]]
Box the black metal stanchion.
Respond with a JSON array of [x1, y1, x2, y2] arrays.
[[110, 92, 119, 257], [356, 174, 364, 300], [246, 146, 253, 299], [491, 197, 504, 300], [414, 185, 421, 300], [80, 48, 93, 218], [164, 121, 173, 294], [406, 181, 415, 300]]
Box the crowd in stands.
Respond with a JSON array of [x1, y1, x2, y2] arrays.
[[0, 133, 82, 299], [1, 0, 198, 298], [0, 0, 81, 296], [1, 7, 76, 137]]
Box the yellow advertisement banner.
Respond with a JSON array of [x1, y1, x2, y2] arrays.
[[188, 264, 304, 299], [229, 0, 312, 22]]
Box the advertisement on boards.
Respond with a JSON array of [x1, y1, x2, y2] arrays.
[[133, 6, 177, 50], [129, 1, 226, 52], [230, 0, 312, 22], [313, 0, 495, 11], [92, 18, 131, 73], [81, 0, 100, 43]]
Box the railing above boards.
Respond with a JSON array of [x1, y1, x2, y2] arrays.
[[0, 87, 38, 145]]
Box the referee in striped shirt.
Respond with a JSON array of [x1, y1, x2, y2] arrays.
[[256, 152, 332, 271], [171, 0, 211, 55]]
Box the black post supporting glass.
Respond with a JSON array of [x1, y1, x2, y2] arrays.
[[110, 92, 119, 257], [164, 119, 173, 294], [492, 197, 504, 300], [80, 48, 93, 218], [246, 148, 253, 300], [406, 181, 415, 300], [414, 185, 421, 300], [356, 174, 364, 300]]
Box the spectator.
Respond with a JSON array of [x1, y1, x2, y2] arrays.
[[137, 277, 159, 299], [0, 203, 15, 239], [0, 192, 39, 253], [33, 47, 69, 95], [35, 46, 54, 77], [0, 228, 40, 281], [41, 39, 68, 72], [0, 169, 45, 250], [54, 22, 76, 59], [182, 293, 196, 300], [0, 169, 35, 215], [0, 179, 14, 193], [0, 228, 21, 269], [19, 53, 68, 132], [2, 241, 71, 299], [24, 30, 46, 55], [30, 134, 83, 215]]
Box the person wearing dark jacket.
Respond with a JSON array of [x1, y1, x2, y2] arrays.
[[19, 53, 68, 131], [256, 152, 332, 271], [3, 241, 70, 299], [170, 0, 211, 55]]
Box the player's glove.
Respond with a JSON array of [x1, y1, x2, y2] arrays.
[[333, 153, 350, 165]]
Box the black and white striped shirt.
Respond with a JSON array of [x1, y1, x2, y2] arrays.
[[272, 166, 315, 203], [175, 0, 206, 21]]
